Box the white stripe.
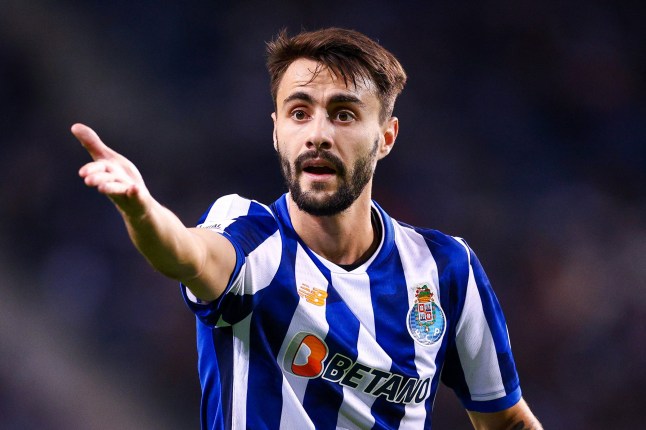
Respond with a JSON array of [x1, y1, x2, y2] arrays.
[[332, 271, 389, 430], [235, 229, 282, 296], [279, 375, 315, 430], [277, 244, 329, 429], [218, 228, 282, 325], [393, 224, 442, 429], [201, 194, 251, 225], [454, 243, 506, 402], [231, 313, 252, 430]]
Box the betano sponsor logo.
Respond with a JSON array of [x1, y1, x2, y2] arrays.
[[283, 332, 431, 405]]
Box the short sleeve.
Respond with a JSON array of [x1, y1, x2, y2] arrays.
[[180, 194, 280, 327], [441, 239, 522, 412]]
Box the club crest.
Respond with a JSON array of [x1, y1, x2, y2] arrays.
[[406, 283, 445, 346]]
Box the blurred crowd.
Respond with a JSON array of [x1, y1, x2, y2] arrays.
[[1, 1, 644, 428]]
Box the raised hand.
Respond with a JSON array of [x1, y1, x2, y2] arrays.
[[71, 122, 234, 300], [72, 123, 152, 219]]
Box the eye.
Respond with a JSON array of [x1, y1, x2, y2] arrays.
[[333, 110, 356, 123], [290, 109, 310, 121]]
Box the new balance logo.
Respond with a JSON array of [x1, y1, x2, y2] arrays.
[[297, 284, 328, 306]]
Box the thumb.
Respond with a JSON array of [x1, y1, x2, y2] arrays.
[[71, 123, 116, 161]]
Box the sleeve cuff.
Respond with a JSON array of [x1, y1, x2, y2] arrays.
[[462, 386, 522, 413]]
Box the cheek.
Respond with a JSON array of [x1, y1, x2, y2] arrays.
[[275, 142, 298, 171], [275, 124, 302, 152], [345, 130, 379, 157]]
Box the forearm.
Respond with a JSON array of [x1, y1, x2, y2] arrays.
[[468, 399, 543, 430], [122, 198, 205, 283], [73, 123, 232, 300], [469, 414, 543, 430], [505, 417, 543, 430]]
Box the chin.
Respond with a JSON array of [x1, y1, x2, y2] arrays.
[[292, 189, 357, 217]]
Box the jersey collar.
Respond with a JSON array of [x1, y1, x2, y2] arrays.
[[271, 193, 396, 274]]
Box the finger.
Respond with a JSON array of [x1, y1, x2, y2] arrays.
[[105, 183, 148, 210], [83, 171, 122, 188], [79, 160, 113, 177], [71, 123, 117, 161], [97, 182, 132, 196]]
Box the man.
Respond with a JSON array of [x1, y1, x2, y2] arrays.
[[73, 28, 542, 429]]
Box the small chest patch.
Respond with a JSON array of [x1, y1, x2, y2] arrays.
[[406, 283, 446, 346]]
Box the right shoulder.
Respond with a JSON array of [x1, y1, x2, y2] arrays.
[[197, 194, 280, 256], [197, 194, 270, 226]]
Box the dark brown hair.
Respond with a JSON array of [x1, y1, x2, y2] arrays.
[[266, 28, 407, 122]]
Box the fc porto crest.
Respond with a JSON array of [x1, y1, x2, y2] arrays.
[[407, 283, 446, 346]]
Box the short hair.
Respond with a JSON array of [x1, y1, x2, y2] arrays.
[[266, 28, 407, 123]]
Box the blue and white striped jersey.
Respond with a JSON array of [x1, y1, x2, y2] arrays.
[[181, 194, 521, 430]]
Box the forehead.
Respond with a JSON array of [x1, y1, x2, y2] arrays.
[[276, 58, 377, 106]]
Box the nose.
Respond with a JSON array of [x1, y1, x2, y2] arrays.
[[305, 111, 333, 151]]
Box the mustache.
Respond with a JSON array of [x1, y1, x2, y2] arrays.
[[294, 150, 346, 175]]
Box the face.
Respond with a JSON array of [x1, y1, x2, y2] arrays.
[[272, 58, 398, 216]]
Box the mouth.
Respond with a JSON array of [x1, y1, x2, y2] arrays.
[[301, 160, 338, 176]]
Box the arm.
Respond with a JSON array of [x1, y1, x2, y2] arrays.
[[72, 123, 235, 301], [467, 398, 543, 430], [445, 241, 541, 429]]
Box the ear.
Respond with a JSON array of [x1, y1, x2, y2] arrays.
[[271, 112, 278, 151], [377, 116, 399, 160]]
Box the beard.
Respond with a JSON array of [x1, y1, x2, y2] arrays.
[[278, 139, 379, 217]]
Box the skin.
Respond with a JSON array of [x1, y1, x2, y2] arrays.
[[73, 57, 542, 430], [73, 124, 236, 302], [468, 399, 543, 430], [271, 58, 397, 266]]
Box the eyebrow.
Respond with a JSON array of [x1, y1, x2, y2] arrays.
[[329, 94, 365, 107], [282, 91, 366, 108], [283, 91, 314, 106]]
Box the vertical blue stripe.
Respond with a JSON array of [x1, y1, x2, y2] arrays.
[[367, 244, 416, 429], [420, 231, 468, 428], [273, 195, 361, 428], [212, 325, 234, 430], [245, 200, 301, 429], [302, 283, 358, 430], [223, 200, 279, 255], [469, 248, 520, 395], [425, 233, 473, 407], [195, 320, 230, 430]]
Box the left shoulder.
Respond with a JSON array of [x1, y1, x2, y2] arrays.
[[393, 220, 471, 266]]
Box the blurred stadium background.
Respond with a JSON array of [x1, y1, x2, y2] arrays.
[[1, 1, 644, 428]]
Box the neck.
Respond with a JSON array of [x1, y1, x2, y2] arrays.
[[288, 191, 379, 267]]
